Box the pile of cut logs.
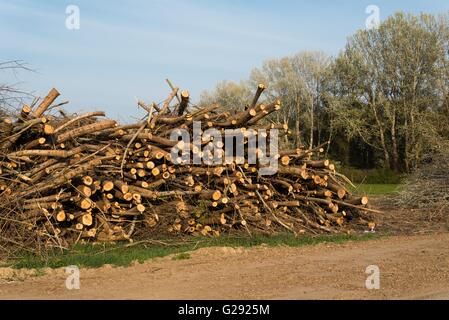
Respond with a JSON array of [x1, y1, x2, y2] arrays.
[[0, 84, 377, 250]]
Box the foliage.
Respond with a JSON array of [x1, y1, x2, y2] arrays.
[[329, 12, 449, 172], [199, 12, 449, 173]]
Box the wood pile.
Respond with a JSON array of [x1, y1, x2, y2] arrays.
[[0, 85, 377, 251], [394, 140, 449, 210]]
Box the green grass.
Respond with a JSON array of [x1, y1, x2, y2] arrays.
[[349, 183, 399, 195], [172, 253, 191, 260], [339, 167, 404, 184], [7, 233, 378, 270]]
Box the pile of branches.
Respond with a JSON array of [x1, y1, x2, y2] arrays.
[[395, 141, 449, 210], [0, 85, 376, 254]]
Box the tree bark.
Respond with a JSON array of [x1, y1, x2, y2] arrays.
[[371, 103, 390, 168], [295, 95, 301, 148]]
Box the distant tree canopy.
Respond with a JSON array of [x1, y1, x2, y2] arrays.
[[199, 12, 449, 173], [198, 80, 252, 112]]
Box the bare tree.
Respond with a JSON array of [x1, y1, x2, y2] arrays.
[[249, 51, 330, 149], [0, 60, 32, 112], [198, 80, 252, 114]]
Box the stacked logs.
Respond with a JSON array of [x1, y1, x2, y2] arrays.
[[0, 85, 377, 250]]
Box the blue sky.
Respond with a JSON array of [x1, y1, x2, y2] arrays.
[[1, 0, 448, 120]]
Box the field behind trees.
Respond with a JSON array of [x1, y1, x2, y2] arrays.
[[200, 12, 449, 175]]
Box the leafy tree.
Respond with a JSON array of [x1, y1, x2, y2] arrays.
[[198, 12, 449, 173], [329, 12, 448, 172]]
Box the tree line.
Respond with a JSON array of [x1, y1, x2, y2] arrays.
[[199, 12, 449, 173]]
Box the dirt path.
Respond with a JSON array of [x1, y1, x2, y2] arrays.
[[1, 233, 449, 299]]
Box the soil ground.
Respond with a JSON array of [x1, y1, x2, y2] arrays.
[[1, 199, 448, 300], [1, 232, 449, 299]]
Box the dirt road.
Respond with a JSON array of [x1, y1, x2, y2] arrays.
[[1, 233, 449, 299]]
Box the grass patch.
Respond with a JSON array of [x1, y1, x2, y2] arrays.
[[349, 184, 399, 195], [5, 233, 379, 270], [339, 167, 404, 184], [172, 253, 191, 260]]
